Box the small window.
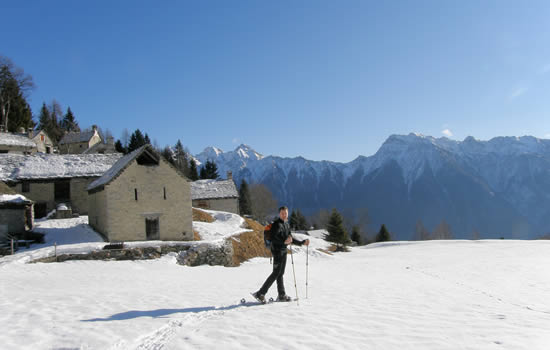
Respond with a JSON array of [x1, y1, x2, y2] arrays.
[[22, 181, 30, 193], [135, 189, 138, 201], [41, 135, 45, 141], [163, 187, 166, 200]]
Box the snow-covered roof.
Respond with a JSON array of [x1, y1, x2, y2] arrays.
[[88, 145, 176, 192], [59, 130, 96, 145], [191, 179, 238, 200], [0, 194, 32, 205], [0, 153, 122, 182], [0, 132, 36, 148]]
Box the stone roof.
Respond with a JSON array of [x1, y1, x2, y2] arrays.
[[191, 179, 238, 200], [88, 145, 181, 192], [59, 130, 97, 145], [0, 132, 36, 148], [0, 153, 122, 182]]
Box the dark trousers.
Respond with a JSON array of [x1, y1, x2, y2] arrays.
[[258, 249, 287, 296]]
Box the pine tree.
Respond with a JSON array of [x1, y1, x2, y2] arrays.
[[115, 140, 126, 154], [351, 225, 363, 245], [189, 159, 199, 181], [144, 133, 151, 145], [289, 210, 299, 230], [37, 103, 51, 131], [238, 179, 252, 215], [324, 208, 350, 250], [6, 88, 33, 132], [127, 129, 146, 153], [61, 107, 80, 132], [174, 140, 190, 177], [375, 224, 391, 242], [201, 160, 219, 179]]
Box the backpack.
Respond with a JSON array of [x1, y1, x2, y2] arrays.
[[263, 222, 273, 249]]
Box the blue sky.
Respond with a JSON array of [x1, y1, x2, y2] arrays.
[[3, 1, 550, 162]]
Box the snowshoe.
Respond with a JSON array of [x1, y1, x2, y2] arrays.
[[276, 295, 293, 302], [251, 292, 266, 304]]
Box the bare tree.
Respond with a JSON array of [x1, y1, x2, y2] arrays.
[[0, 56, 34, 131], [414, 220, 431, 240], [121, 128, 130, 149], [432, 219, 453, 240], [249, 184, 278, 223], [308, 208, 331, 230]]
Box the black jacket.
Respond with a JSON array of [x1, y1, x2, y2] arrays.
[[270, 217, 305, 252]]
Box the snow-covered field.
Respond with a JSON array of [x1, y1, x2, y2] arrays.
[[2, 213, 550, 349]]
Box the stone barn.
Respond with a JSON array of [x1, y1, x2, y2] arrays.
[[0, 153, 121, 218], [87, 145, 193, 242], [191, 177, 239, 214], [0, 182, 33, 243], [58, 127, 102, 154]]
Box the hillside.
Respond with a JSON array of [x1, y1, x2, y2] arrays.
[[2, 232, 550, 349]]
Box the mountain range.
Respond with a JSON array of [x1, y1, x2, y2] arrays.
[[194, 134, 550, 240]]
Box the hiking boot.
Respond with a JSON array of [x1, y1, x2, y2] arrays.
[[277, 294, 292, 302], [252, 292, 266, 304]]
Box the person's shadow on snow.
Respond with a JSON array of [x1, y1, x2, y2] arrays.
[[81, 302, 261, 322]]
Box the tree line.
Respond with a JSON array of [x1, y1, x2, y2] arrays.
[[1, 56, 111, 145]]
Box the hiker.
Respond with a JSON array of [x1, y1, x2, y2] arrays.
[[253, 206, 309, 303]]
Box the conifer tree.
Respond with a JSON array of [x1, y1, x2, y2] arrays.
[[325, 208, 350, 250], [37, 103, 51, 131], [351, 225, 363, 245], [189, 159, 199, 181], [128, 129, 146, 153], [200, 160, 219, 179], [238, 179, 252, 215], [174, 140, 190, 177], [115, 140, 126, 154], [144, 133, 151, 145], [375, 224, 391, 242], [289, 210, 299, 230], [61, 107, 80, 132]]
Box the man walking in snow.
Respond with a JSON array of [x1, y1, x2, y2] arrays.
[[253, 206, 309, 303]]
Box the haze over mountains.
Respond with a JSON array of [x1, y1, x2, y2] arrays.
[[195, 134, 550, 240]]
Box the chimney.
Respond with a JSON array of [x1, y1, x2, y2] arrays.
[[227, 171, 233, 180], [107, 136, 114, 145], [28, 127, 33, 138]]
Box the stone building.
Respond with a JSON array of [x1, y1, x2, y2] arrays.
[[58, 127, 102, 154], [0, 182, 33, 243], [191, 175, 239, 214], [28, 129, 55, 154], [0, 132, 37, 154], [87, 145, 193, 242], [0, 153, 121, 218]]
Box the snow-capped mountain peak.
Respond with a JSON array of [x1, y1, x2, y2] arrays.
[[234, 144, 263, 160]]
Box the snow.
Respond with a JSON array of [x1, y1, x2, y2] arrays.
[[2, 213, 550, 349], [192, 209, 252, 243], [0, 132, 36, 148], [0, 153, 122, 182], [0, 194, 29, 204]]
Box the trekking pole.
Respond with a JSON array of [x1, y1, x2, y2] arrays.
[[289, 244, 299, 305], [306, 244, 309, 299]]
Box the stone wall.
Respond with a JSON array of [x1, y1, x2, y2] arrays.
[[31, 241, 234, 267], [0, 209, 26, 235], [192, 198, 239, 214]]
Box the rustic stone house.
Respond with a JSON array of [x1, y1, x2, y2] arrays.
[[58, 127, 102, 154], [0, 182, 33, 243], [0, 132, 37, 154], [29, 129, 55, 154], [191, 175, 239, 214], [0, 153, 121, 218], [87, 145, 193, 242]]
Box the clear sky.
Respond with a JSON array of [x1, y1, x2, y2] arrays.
[[3, 1, 550, 162]]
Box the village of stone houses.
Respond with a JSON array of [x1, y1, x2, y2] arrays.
[[0, 127, 280, 265]]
